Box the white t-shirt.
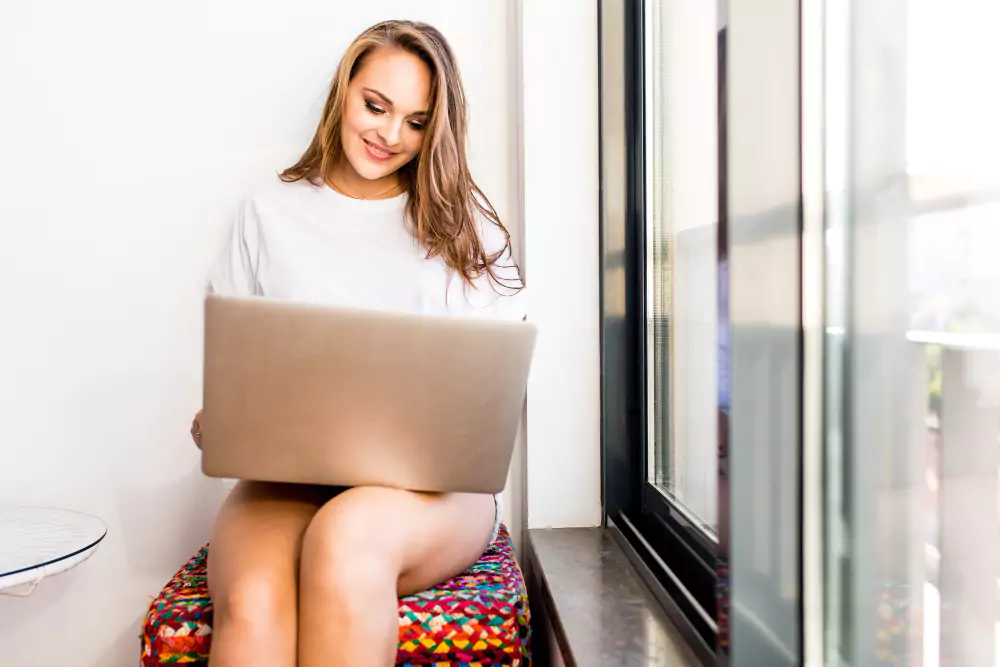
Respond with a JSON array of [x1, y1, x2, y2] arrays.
[[208, 177, 526, 321]]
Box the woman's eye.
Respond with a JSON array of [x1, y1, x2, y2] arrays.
[[364, 100, 386, 115], [408, 121, 426, 131]]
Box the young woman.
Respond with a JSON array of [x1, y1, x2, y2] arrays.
[[190, 20, 524, 667]]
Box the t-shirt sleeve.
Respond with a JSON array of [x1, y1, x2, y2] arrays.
[[466, 216, 527, 321], [207, 197, 261, 297]]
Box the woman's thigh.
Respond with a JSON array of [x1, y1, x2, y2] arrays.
[[303, 486, 497, 596], [208, 481, 336, 607]]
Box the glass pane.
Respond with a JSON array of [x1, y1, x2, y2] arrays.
[[645, 0, 719, 535], [724, 1, 802, 664], [825, 0, 1000, 665]]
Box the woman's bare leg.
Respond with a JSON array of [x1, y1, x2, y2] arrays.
[[298, 486, 496, 667], [206, 481, 330, 667]]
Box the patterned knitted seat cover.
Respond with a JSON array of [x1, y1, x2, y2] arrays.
[[141, 525, 530, 666]]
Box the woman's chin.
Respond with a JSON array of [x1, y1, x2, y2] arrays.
[[344, 153, 395, 182]]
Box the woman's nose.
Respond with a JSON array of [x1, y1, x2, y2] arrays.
[[378, 118, 403, 147]]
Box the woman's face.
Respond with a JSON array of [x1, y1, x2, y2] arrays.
[[340, 47, 431, 181]]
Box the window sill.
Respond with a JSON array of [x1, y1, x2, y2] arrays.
[[525, 527, 711, 667]]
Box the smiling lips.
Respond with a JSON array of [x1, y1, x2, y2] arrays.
[[363, 139, 397, 162]]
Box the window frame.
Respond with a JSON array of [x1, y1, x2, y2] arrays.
[[599, 0, 720, 651]]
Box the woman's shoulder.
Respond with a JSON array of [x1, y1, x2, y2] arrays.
[[242, 174, 320, 209], [233, 175, 330, 233]]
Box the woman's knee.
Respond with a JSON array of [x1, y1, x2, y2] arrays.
[[300, 487, 404, 588]]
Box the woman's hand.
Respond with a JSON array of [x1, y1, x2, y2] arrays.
[[191, 410, 203, 449]]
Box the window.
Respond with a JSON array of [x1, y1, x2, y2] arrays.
[[600, 0, 723, 655], [645, 0, 720, 537], [605, 0, 998, 664], [601, 1, 803, 662], [823, 1, 1000, 665]]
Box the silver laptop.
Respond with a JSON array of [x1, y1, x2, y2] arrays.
[[200, 294, 536, 494]]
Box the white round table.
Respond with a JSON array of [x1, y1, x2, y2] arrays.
[[0, 506, 107, 597]]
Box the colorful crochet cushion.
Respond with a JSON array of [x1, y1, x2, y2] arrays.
[[141, 525, 530, 666]]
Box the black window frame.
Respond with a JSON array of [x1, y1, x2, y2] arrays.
[[600, 2, 809, 665], [598, 0, 720, 653]]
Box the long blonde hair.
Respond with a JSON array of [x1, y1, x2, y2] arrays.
[[280, 20, 521, 292]]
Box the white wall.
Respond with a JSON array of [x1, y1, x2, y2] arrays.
[[520, 0, 603, 529], [0, 3, 518, 665]]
